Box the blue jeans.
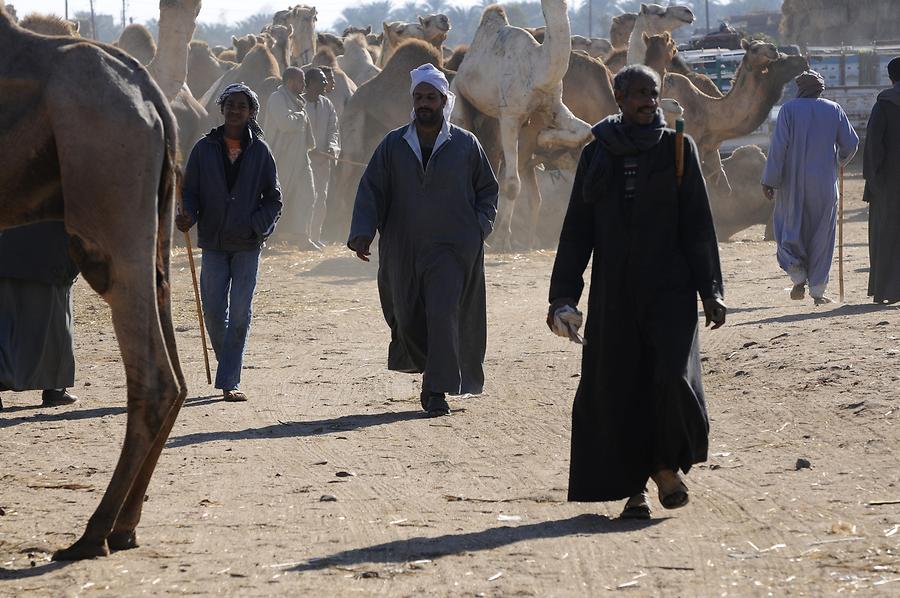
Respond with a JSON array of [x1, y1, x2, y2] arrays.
[[200, 248, 261, 390]]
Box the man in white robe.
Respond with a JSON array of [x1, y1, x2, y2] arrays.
[[762, 70, 859, 305]]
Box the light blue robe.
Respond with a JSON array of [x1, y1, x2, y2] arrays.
[[762, 98, 859, 297]]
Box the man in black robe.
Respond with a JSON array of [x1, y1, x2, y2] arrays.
[[548, 65, 726, 518], [348, 64, 498, 417], [864, 56, 900, 304]]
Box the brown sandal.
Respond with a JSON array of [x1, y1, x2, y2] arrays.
[[223, 389, 247, 402]]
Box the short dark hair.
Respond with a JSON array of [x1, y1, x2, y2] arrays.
[[613, 64, 661, 95], [283, 66, 303, 84], [889, 56, 900, 83], [304, 67, 325, 85]]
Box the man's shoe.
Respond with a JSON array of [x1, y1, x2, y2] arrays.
[[420, 391, 450, 417], [42, 389, 78, 406], [790, 283, 806, 300], [813, 295, 834, 306], [223, 389, 248, 402]]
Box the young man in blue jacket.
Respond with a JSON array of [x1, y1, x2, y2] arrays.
[[177, 83, 282, 402]]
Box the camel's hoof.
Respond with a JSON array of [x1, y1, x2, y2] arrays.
[[108, 530, 139, 551], [52, 538, 110, 561]]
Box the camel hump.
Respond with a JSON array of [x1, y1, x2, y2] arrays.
[[480, 5, 508, 30]]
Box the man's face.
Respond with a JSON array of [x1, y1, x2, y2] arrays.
[[221, 93, 252, 129], [286, 75, 304, 95], [615, 75, 659, 125], [413, 82, 445, 127], [306, 72, 326, 96]]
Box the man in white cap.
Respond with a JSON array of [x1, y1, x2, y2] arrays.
[[348, 63, 499, 417]]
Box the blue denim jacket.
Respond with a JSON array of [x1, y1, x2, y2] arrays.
[[182, 127, 283, 251]]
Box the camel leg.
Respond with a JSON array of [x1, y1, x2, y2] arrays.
[[109, 193, 187, 552], [494, 115, 523, 251], [518, 124, 542, 251]]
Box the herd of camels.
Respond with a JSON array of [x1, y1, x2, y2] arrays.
[[0, 0, 809, 560]]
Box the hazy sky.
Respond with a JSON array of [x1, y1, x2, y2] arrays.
[[18, 0, 491, 30]]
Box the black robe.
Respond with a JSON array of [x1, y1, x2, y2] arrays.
[[549, 130, 723, 502], [863, 86, 900, 304]]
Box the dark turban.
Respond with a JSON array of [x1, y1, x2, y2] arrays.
[[795, 70, 825, 99]]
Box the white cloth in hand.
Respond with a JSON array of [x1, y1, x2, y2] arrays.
[[552, 305, 584, 344]]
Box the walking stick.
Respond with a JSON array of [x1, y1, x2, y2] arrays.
[[178, 197, 212, 385], [838, 165, 845, 303], [675, 119, 685, 185]]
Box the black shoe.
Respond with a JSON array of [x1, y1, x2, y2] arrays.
[[42, 389, 78, 407], [420, 391, 450, 417]]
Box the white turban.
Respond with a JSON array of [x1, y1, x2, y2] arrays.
[[409, 63, 455, 121]]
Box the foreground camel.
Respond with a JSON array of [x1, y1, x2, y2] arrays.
[[273, 4, 317, 66], [0, 5, 186, 560], [116, 23, 157, 65], [663, 40, 809, 179], [338, 32, 381, 86], [379, 13, 450, 67], [453, 1, 591, 249], [626, 3, 694, 65]]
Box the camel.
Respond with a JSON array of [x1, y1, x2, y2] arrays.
[[273, 5, 317, 66], [311, 47, 357, 120], [0, 5, 186, 561], [230, 33, 258, 62], [527, 27, 613, 61], [708, 145, 774, 241], [452, 2, 591, 249], [343, 25, 382, 63], [317, 31, 344, 56], [186, 40, 234, 98], [325, 39, 449, 241], [337, 32, 381, 86], [643, 32, 676, 80], [379, 13, 450, 67], [609, 13, 636, 48], [663, 40, 809, 180], [19, 12, 79, 36], [263, 23, 293, 74], [116, 23, 157, 65], [626, 3, 694, 66]]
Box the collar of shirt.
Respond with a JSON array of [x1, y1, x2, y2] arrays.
[[403, 118, 451, 169]]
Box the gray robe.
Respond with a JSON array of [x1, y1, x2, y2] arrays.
[[348, 122, 498, 394]]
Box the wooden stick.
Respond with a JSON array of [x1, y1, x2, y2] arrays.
[[675, 119, 685, 185], [177, 190, 212, 385], [838, 165, 845, 303]]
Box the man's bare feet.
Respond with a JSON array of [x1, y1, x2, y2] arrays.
[[651, 469, 689, 509]]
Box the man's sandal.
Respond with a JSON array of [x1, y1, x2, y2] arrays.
[[620, 490, 652, 520], [652, 470, 690, 510], [223, 389, 247, 402]]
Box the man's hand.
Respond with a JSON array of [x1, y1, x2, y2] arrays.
[[762, 184, 775, 201], [547, 297, 577, 332], [702, 297, 727, 330], [348, 235, 373, 262], [175, 212, 194, 233]]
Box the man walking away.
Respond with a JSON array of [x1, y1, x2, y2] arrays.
[[263, 67, 318, 250], [348, 63, 498, 417], [303, 67, 340, 248], [177, 83, 282, 402], [864, 57, 900, 305], [762, 70, 859, 305]]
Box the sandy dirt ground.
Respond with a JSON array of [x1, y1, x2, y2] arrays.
[[1, 175, 898, 597]]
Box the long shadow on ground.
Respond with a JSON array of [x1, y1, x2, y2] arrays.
[[736, 302, 898, 326], [291, 514, 664, 571], [0, 561, 70, 581], [166, 410, 424, 449]]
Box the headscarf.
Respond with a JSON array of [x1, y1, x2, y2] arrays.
[[795, 70, 825, 99], [217, 82, 265, 138], [408, 63, 455, 121]]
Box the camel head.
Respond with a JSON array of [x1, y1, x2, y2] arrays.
[[232, 34, 257, 62], [766, 53, 810, 88], [740, 39, 779, 72], [159, 0, 202, 21], [643, 32, 677, 63], [639, 3, 695, 33], [19, 13, 80, 36], [273, 5, 317, 64], [610, 13, 637, 47], [418, 13, 451, 39], [343, 24, 372, 37], [317, 32, 345, 55], [267, 24, 292, 49]]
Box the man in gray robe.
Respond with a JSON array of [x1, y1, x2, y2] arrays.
[[263, 67, 318, 250], [303, 67, 340, 248], [348, 63, 498, 417], [0, 222, 79, 410], [864, 57, 900, 304]]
